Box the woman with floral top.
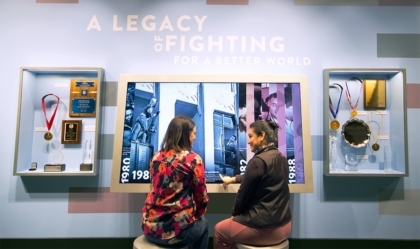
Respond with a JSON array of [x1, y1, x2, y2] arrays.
[[142, 115, 209, 249]]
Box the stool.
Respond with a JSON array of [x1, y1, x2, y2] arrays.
[[236, 239, 289, 249], [133, 235, 188, 249]]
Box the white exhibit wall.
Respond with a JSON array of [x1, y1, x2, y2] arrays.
[[0, 0, 419, 239]]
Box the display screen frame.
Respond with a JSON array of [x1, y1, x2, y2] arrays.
[[110, 75, 313, 193]]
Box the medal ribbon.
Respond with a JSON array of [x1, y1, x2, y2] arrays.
[[329, 83, 343, 119], [344, 77, 363, 111], [41, 94, 60, 132]]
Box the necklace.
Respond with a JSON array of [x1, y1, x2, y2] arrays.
[[366, 111, 384, 151], [344, 77, 363, 117], [329, 83, 343, 130], [41, 94, 60, 141]]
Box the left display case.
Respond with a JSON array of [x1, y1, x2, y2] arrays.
[[13, 67, 104, 176]]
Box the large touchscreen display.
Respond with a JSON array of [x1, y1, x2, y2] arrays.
[[117, 82, 305, 185]]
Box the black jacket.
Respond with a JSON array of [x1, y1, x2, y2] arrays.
[[232, 147, 291, 228]]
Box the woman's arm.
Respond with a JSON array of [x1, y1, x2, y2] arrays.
[[220, 173, 244, 186], [191, 154, 209, 218]]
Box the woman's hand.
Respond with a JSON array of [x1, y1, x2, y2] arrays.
[[219, 175, 236, 186]]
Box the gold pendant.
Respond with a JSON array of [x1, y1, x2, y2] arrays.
[[372, 143, 380, 151], [330, 120, 340, 130], [44, 131, 53, 141], [350, 109, 358, 117]]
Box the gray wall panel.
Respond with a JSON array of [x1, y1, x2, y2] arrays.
[[102, 81, 118, 107], [377, 34, 420, 58], [379, 0, 420, 6], [99, 134, 115, 160], [294, 0, 378, 6]]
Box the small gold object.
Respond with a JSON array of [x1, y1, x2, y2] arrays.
[[351, 109, 358, 117], [372, 143, 380, 151], [330, 120, 340, 130], [44, 131, 53, 141]]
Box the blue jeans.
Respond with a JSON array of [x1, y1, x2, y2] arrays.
[[146, 216, 209, 249]]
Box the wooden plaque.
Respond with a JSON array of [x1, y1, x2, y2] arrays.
[[61, 119, 82, 144], [69, 78, 98, 117]]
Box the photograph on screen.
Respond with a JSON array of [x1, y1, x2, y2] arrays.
[[117, 82, 305, 185]]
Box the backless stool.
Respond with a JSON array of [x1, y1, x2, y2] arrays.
[[133, 235, 188, 249], [236, 239, 289, 249]]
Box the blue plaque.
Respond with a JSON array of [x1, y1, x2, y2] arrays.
[[71, 98, 96, 115]]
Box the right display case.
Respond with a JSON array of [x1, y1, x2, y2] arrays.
[[323, 68, 408, 177]]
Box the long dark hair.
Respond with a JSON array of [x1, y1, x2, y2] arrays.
[[160, 115, 195, 153], [250, 120, 279, 145]]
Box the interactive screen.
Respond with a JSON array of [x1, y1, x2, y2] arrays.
[[111, 75, 313, 193]]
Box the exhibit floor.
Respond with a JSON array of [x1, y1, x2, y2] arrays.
[[0, 238, 419, 249]]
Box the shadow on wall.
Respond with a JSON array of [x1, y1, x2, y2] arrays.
[[20, 176, 100, 194], [323, 176, 402, 202]]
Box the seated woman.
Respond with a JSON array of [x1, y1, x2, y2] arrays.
[[142, 115, 209, 249], [214, 120, 291, 249]]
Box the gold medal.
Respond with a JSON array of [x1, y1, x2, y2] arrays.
[[372, 143, 380, 151], [329, 83, 344, 132], [345, 77, 362, 118], [41, 94, 60, 142], [44, 131, 53, 141], [330, 120, 340, 130]]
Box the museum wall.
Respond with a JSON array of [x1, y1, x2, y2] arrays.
[[0, 0, 419, 239]]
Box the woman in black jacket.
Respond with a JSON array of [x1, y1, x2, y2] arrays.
[[213, 120, 291, 249]]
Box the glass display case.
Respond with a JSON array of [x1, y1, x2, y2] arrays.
[[13, 67, 104, 176], [323, 68, 408, 177]]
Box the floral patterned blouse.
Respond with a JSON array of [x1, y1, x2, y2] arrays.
[[141, 149, 209, 240]]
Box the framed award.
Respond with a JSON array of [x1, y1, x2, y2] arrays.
[[69, 79, 98, 117], [61, 119, 82, 144], [341, 118, 371, 148], [363, 79, 386, 109]]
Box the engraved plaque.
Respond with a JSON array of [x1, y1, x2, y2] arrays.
[[80, 163, 93, 171], [364, 79, 386, 109], [61, 119, 82, 144], [69, 79, 98, 117], [44, 164, 66, 172]]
